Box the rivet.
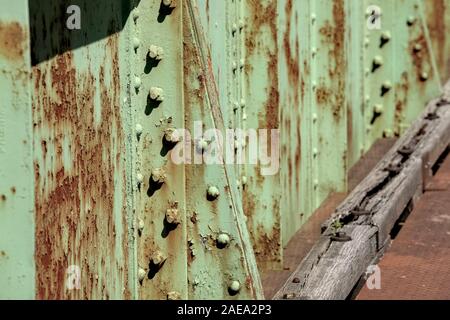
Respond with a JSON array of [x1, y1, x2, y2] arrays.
[[242, 112, 247, 121], [136, 123, 143, 137], [238, 19, 245, 30], [231, 23, 238, 34], [151, 251, 166, 266], [151, 168, 167, 184], [241, 176, 247, 185], [149, 87, 165, 102], [233, 102, 239, 112], [149, 45, 164, 60], [229, 280, 241, 294], [138, 218, 145, 233], [196, 138, 209, 152], [374, 104, 384, 113], [407, 16, 416, 26], [134, 77, 142, 90], [164, 128, 180, 145], [313, 148, 318, 157], [312, 113, 318, 123], [372, 55, 383, 71], [383, 129, 393, 137], [132, 8, 140, 21], [381, 80, 392, 95], [162, 0, 174, 7], [239, 59, 245, 69], [167, 291, 181, 300], [232, 61, 238, 72], [311, 13, 316, 23], [136, 173, 144, 185], [207, 185, 220, 200], [138, 267, 146, 282], [380, 31, 391, 43], [364, 37, 370, 47], [132, 37, 140, 50], [413, 43, 422, 52], [365, 95, 370, 104], [217, 233, 230, 248], [240, 99, 246, 108], [312, 47, 317, 56], [420, 71, 429, 81], [313, 179, 319, 188], [312, 81, 317, 90], [165, 208, 180, 225]]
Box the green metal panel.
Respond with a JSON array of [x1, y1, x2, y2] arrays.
[[29, 0, 132, 299], [0, 0, 35, 299]]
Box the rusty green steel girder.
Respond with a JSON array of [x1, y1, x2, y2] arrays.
[[1, 0, 450, 300]]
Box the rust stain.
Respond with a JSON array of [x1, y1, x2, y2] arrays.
[[409, 32, 433, 84], [33, 30, 128, 299], [0, 21, 26, 61], [318, 0, 346, 121], [426, 0, 446, 77]]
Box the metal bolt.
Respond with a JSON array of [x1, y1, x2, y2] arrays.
[[239, 59, 245, 69], [149, 45, 164, 60], [240, 99, 246, 108], [381, 80, 392, 95], [151, 168, 167, 184], [162, 0, 174, 7], [311, 13, 316, 23], [217, 233, 230, 248], [313, 148, 318, 157], [167, 291, 181, 300], [164, 128, 180, 145], [231, 23, 238, 34], [149, 87, 164, 101], [138, 267, 146, 282], [165, 208, 180, 225], [151, 251, 166, 266], [232, 61, 238, 72], [241, 176, 247, 186], [312, 47, 317, 57], [207, 186, 220, 200], [380, 31, 391, 42], [312, 113, 318, 123], [134, 77, 141, 90], [238, 19, 245, 30], [228, 280, 241, 294], [132, 37, 140, 50]]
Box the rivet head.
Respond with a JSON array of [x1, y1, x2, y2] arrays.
[[132, 37, 140, 50], [138, 218, 145, 233], [231, 23, 238, 33], [217, 233, 230, 248], [134, 77, 142, 89], [207, 186, 220, 200], [136, 124, 143, 137], [420, 71, 429, 81], [228, 280, 241, 294], [132, 8, 140, 21], [150, 87, 165, 101], [241, 176, 247, 186], [167, 291, 181, 300], [162, 0, 175, 7], [149, 45, 164, 60], [151, 251, 166, 266], [238, 19, 245, 30], [136, 173, 144, 185], [164, 128, 180, 145], [382, 80, 392, 90], [313, 148, 318, 157], [138, 267, 146, 282], [372, 56, 383, 71], [165, 208, 180, 225], [240, 99, 246, 108], [374, 104, 384, 113], [232, 61, 238, 72], [311, 13, 316, 23], [151, 168, 167, 184], [407, 16, 416, 26], [413, 43, 422, 52], [196, 138, 209, 152], [381, 31, 391, 41], [312, 113, 318, 122]]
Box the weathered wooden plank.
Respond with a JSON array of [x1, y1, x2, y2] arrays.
[[274, 80, 450, 300]]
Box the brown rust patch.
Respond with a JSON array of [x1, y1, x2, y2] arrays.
[[409, 32, 433, 83], [33, 31, 128, 299], [0, 21, 26, 61], [426, 0, 446, 77], [245, 0, 277, 58]]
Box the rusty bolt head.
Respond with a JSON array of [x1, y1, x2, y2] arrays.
[[165, 208, 180, 225], [217, 233, 230, 247], [151, 251, 166, 266], [134, 76, 142, 89], [167, 291, 181, 300], [138, 267, 146, 282], [149, 87, 164, 101], [164, 128, 180, 145], [413, 43, 423, 52], [149, 45, 164, 60], [228, 280, 241, 294], [207, 186, 220, 200], [151, 168, 167, 184]]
